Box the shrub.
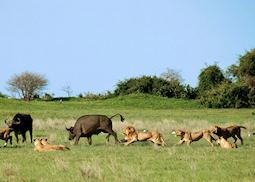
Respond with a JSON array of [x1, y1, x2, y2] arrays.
[[114, 76, 189, 99], [200, 83, 252, 108], [198, 65, 225, 94]]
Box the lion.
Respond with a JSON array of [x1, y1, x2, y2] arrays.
[[211, 125, 246, 145], [34, 138, 69, 152], [216, 136, 237, 149], [40, 138, 70, 150], [172, 129, 216, 146], [122, 126, 165, 146], [0, 128, 13, 147]]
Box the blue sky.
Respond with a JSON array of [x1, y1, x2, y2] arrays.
[[0, 1, 255, 97]]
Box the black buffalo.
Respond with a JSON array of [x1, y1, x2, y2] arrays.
[[66, 114, 124, 145], [5, 113, 33, 143]]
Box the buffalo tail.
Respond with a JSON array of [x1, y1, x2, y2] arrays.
[[110, 114, 125, 122]]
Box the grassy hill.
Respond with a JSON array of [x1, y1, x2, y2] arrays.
[[0, 94, 254, 124]]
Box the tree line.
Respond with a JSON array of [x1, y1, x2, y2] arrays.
[[1, 49, 255, 108]]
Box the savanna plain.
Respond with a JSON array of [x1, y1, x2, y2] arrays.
[[0, 94, 254, 182]]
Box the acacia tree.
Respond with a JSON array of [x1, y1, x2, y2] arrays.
[[7, 71, 47, 101], [62, 85, 73, 97]]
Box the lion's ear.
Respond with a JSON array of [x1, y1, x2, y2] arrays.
[[130, 127, 135, 133]]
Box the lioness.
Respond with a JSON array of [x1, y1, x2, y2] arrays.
[[211, 125, 246, 145], [0, 128, 13, 147], [34, 138, 69, 152], [216, 136, 237, 149], [123, 126, 165, 146], [40, 138, 69, 150], [172, 129, 216, 146]]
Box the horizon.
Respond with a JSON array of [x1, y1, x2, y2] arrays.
[[1, 1, 255, 97]]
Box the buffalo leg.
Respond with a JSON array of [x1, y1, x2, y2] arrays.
[[15, 132, 19, 143], [74, 134, 81, 145], [104, 129, 119, 144], [6, 136, 12, 145], [105, 134, 111, 142], [22, 133, 26, 143], [87, 136, 92, 145], [29, 129, 33, 143]]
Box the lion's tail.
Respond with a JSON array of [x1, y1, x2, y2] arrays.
[[239, 126, 246, 129]]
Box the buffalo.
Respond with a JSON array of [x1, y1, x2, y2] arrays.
[[66, 113, 124, 145], [5, 113, 33, 143]]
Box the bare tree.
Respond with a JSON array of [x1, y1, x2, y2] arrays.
[[62, 85, 73, 97], [7, 71, 47, 101], [160, 68, 184, 83]]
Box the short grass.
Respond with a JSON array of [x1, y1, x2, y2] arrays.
[[0, 94, 255, 182]]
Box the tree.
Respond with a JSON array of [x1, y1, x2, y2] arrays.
[[7, 71, 47, 101], [198, 65, 225, 93], [62, 85, 73, 97], [160, 68, 183, 83], [228, 49, 255, 87]]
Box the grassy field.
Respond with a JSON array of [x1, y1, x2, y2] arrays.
[[0, 94, 255, 182]]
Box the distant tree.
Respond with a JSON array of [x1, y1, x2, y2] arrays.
[[198, 65, 225, 93], [160, 68, 184, 83], [62, 85, 73, 97], [228, 49, 255, 87], [0, 92, 7, 98], [7, 71, 47, 101]]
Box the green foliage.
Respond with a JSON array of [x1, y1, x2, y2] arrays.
[[200, 82, 255, 108], [198, 65, 225, 93], [228, 49, 255, 87], [42, 93, 54, 101], [114, 76, 197, 99], [199, 49, 255, 108], [0, 92, 7, 98]]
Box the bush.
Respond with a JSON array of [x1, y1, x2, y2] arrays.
[[113, 76, 197, 99], [200, 83, 252, 108], [42, 93, 54, 101], [0, 92, 7, 98], [198, 65, 225, 94]]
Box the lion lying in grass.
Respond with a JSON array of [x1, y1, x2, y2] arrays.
[[172, 129, 216, 146], [34, 138, 69, 152], [122, 126, 165, 146], [216, 136, 237, 149]]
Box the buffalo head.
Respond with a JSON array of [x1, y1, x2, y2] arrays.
[[5, 117, 21, 127], [66, 126, 75, 140]]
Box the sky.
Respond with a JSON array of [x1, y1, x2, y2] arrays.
[[0, 1, 255, 97]]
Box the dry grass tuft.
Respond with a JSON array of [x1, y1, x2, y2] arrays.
[[54, 157, 69, 171], [3, 164, 18, 178], [33, 119, 75, 131], [80, 162, 103, 180]]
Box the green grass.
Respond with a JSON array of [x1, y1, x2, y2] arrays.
[[0, 94, 255, 181]]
